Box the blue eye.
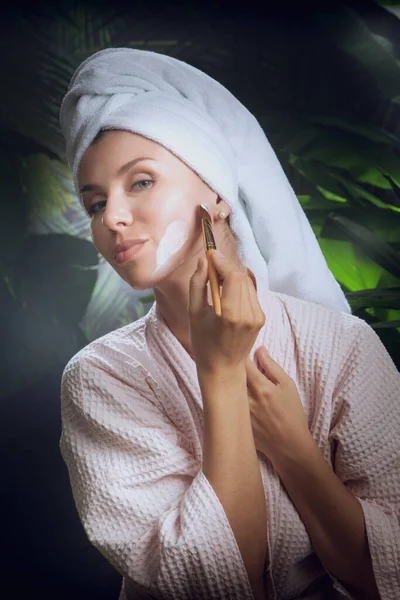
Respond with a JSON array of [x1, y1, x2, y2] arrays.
[[133, 179, 153, 190], [87, 179, 153, 216], [87, 200, 106, 216]]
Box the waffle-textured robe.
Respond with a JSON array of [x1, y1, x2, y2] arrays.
[[60, 280, 400, 599]]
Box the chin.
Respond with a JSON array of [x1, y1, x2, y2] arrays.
[[131, 281, 154, 291], [118, 269, 162, 292], [115, 255, 186, 290], [118, 272, 155, 291]]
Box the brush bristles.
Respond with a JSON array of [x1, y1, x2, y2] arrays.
[[199, 203, 212, 221]]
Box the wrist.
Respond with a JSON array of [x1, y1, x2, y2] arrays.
[[197, 363, 246, 392], [198, 361, 245, 380], [270, 432, 319, 475]]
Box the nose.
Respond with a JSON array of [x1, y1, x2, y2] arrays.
[[101, 193, 134, 231]]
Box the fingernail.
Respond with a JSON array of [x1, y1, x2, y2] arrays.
[[214, 250, 224, 257]]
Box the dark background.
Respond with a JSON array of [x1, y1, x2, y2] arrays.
[[1, 1, 400, 599]]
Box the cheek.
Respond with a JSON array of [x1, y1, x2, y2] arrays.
[[89, 220, 99, 246], [89, 220, 106, 251], [153, 219, 190, 275]]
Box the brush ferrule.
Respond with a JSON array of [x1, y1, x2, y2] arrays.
[[202, 218, 216, 250]]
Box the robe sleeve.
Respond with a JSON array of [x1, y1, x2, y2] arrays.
[[60, 353, 256, 600], [328, 321, 400, 600]]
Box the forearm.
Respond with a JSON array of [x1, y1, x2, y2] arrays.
[[199, 367, 268, 599], [273, 438, 379, 600]]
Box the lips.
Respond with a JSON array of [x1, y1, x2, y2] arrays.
[[113, 239, 148, 258], [113, 239, 148, 263]]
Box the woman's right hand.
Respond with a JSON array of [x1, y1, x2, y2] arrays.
[[188, 251, 266, 377]]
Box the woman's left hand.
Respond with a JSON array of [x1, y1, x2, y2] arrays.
[[245, 346, 314, 470]]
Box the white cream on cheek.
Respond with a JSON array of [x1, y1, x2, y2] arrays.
[[153, 219, 190, 275]]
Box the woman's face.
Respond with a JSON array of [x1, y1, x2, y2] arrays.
[[78, 130, 224, 290]]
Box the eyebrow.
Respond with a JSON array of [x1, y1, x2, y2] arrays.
[[79, 157, 156, 194]]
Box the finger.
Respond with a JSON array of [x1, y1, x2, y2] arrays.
[[255, 347, 284, 384], [210, 250, 247, 284], [211, 255, 260, 322], [188, 256, 209, 315], [245, 355, 275, 392]]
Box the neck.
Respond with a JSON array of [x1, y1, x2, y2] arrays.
[[153, 272, 196, 358]]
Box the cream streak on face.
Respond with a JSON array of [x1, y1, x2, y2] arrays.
[[153, 220, 189, 275]]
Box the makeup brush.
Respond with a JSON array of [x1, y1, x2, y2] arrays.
[[199, 203, 222, 317]]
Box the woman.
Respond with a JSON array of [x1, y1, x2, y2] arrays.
[[59, 48, 400, 600]]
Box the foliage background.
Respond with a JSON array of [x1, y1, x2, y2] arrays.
[[1, 1, 399, 599]]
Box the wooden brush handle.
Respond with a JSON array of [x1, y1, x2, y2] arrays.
[[206, 248, 222, 317]]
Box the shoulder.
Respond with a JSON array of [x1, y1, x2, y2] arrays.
[[63, 314, 146, 369], [262, 289, 393, 394], [61, 313, 156, 408], [272, 290, 399, 389], [271, 289, 369, 353]]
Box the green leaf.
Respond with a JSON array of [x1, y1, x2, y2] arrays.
[[286, 126, 400, 195], [22, 154, 77, 218], [331, 173, 400, 211], [315, 188, 350, 204], [325, 213, 400, 279], [345, 286, 400, 309], [370, 319, 400, 329], [318, 236, 383, 291], [79, 261, 153, 342], [315, 6, 400, 102], [302, 114, 400, 149], [293, 156, 400, 212], [291, 158, 357, 203], [298, 194, 349, 211]]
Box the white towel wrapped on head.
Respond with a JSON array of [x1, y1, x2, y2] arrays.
[[60, 47, 351, 313]]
